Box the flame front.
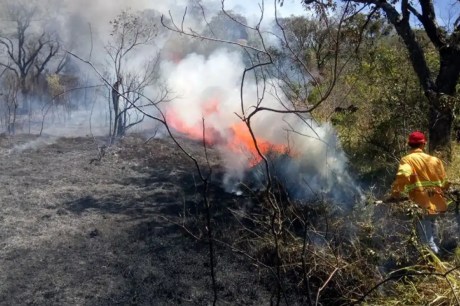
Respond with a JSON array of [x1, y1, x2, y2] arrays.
[[227, 122, 289, 166], [165, 98, 290, 167]]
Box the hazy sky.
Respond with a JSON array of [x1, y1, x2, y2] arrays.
[[434, 0, 459, 30], [59, 0, 455, 36], [221, 0, 305, 18]]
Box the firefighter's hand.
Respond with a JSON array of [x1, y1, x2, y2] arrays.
[[383, 195, 408, 203], [448, 187, 460, 196], [383, 196, 397, 203], [373, 196, 395, 205]]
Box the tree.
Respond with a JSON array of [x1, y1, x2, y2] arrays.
[[105, 9, 160, 141], [298, 0, 460, 159], [333, 29, 429, 182], [270, 14, 350, 106], [0, 0, 60, 111], [0, 72, 20, 133], [275, 16, 332, 73]]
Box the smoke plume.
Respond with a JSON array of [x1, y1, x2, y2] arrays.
[[161, 48, 363, 205], [0, 0, 363, 204]]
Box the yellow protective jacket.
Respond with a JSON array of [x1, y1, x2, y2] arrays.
[[391, 148, 449, 214]]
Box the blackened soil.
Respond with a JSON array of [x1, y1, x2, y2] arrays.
[[0, 134, 273, 305]]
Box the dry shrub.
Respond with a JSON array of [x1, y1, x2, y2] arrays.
[[231, 190, 460, 305]]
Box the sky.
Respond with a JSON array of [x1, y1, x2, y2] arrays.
[[219, 0, 306, 19], [434, 0, 459, 30], [55, 0, 457, 38]]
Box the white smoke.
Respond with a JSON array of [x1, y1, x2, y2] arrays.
[[161, 49, 363, 205]]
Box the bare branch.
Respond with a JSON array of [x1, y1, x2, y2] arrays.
[[406, 0, 446, 49], [161, 11, 268, 54]]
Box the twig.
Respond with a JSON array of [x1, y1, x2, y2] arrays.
[[315, 267, 339, 305]]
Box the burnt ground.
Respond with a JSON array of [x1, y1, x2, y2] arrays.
[[0, 133, 275, 305]]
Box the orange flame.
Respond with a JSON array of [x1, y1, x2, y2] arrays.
[[227, 122, 289, 166], [165, 98, 290, 167], [165, 98, 224, 145]]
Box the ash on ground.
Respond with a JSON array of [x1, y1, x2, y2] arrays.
[[0, 133, 275, 305]]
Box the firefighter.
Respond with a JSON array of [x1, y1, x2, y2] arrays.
[[389, 131, 450, 254]]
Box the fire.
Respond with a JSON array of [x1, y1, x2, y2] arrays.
[[227, 122, 290, 166], [165, 98, 224, 145], [165, 98, 290, 167]]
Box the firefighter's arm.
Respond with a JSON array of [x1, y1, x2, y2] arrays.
[[439, 159, 450, 190], [390, 162, 412, 200]]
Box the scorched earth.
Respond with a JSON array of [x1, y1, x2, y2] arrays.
[[0, 133, 273, 305]]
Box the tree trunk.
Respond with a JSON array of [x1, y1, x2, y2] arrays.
[[371, 1, 460, 161], [117, 114, 124, 136], [20, 77, 30, 112], [428, 46, 460, 160], [428, 96, 453, 160], [111, 80, 121, 142]]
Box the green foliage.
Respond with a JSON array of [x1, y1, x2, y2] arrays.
[[332, 36, 430, 183], [46, 74, 63, 97]]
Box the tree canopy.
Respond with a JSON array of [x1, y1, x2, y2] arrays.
[[297, 0, 460, 158]]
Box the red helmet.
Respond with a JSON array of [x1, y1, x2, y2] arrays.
[[408, 131, 426, 145]]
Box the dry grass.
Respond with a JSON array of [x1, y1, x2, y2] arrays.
[[231, 174, 460, 305]]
